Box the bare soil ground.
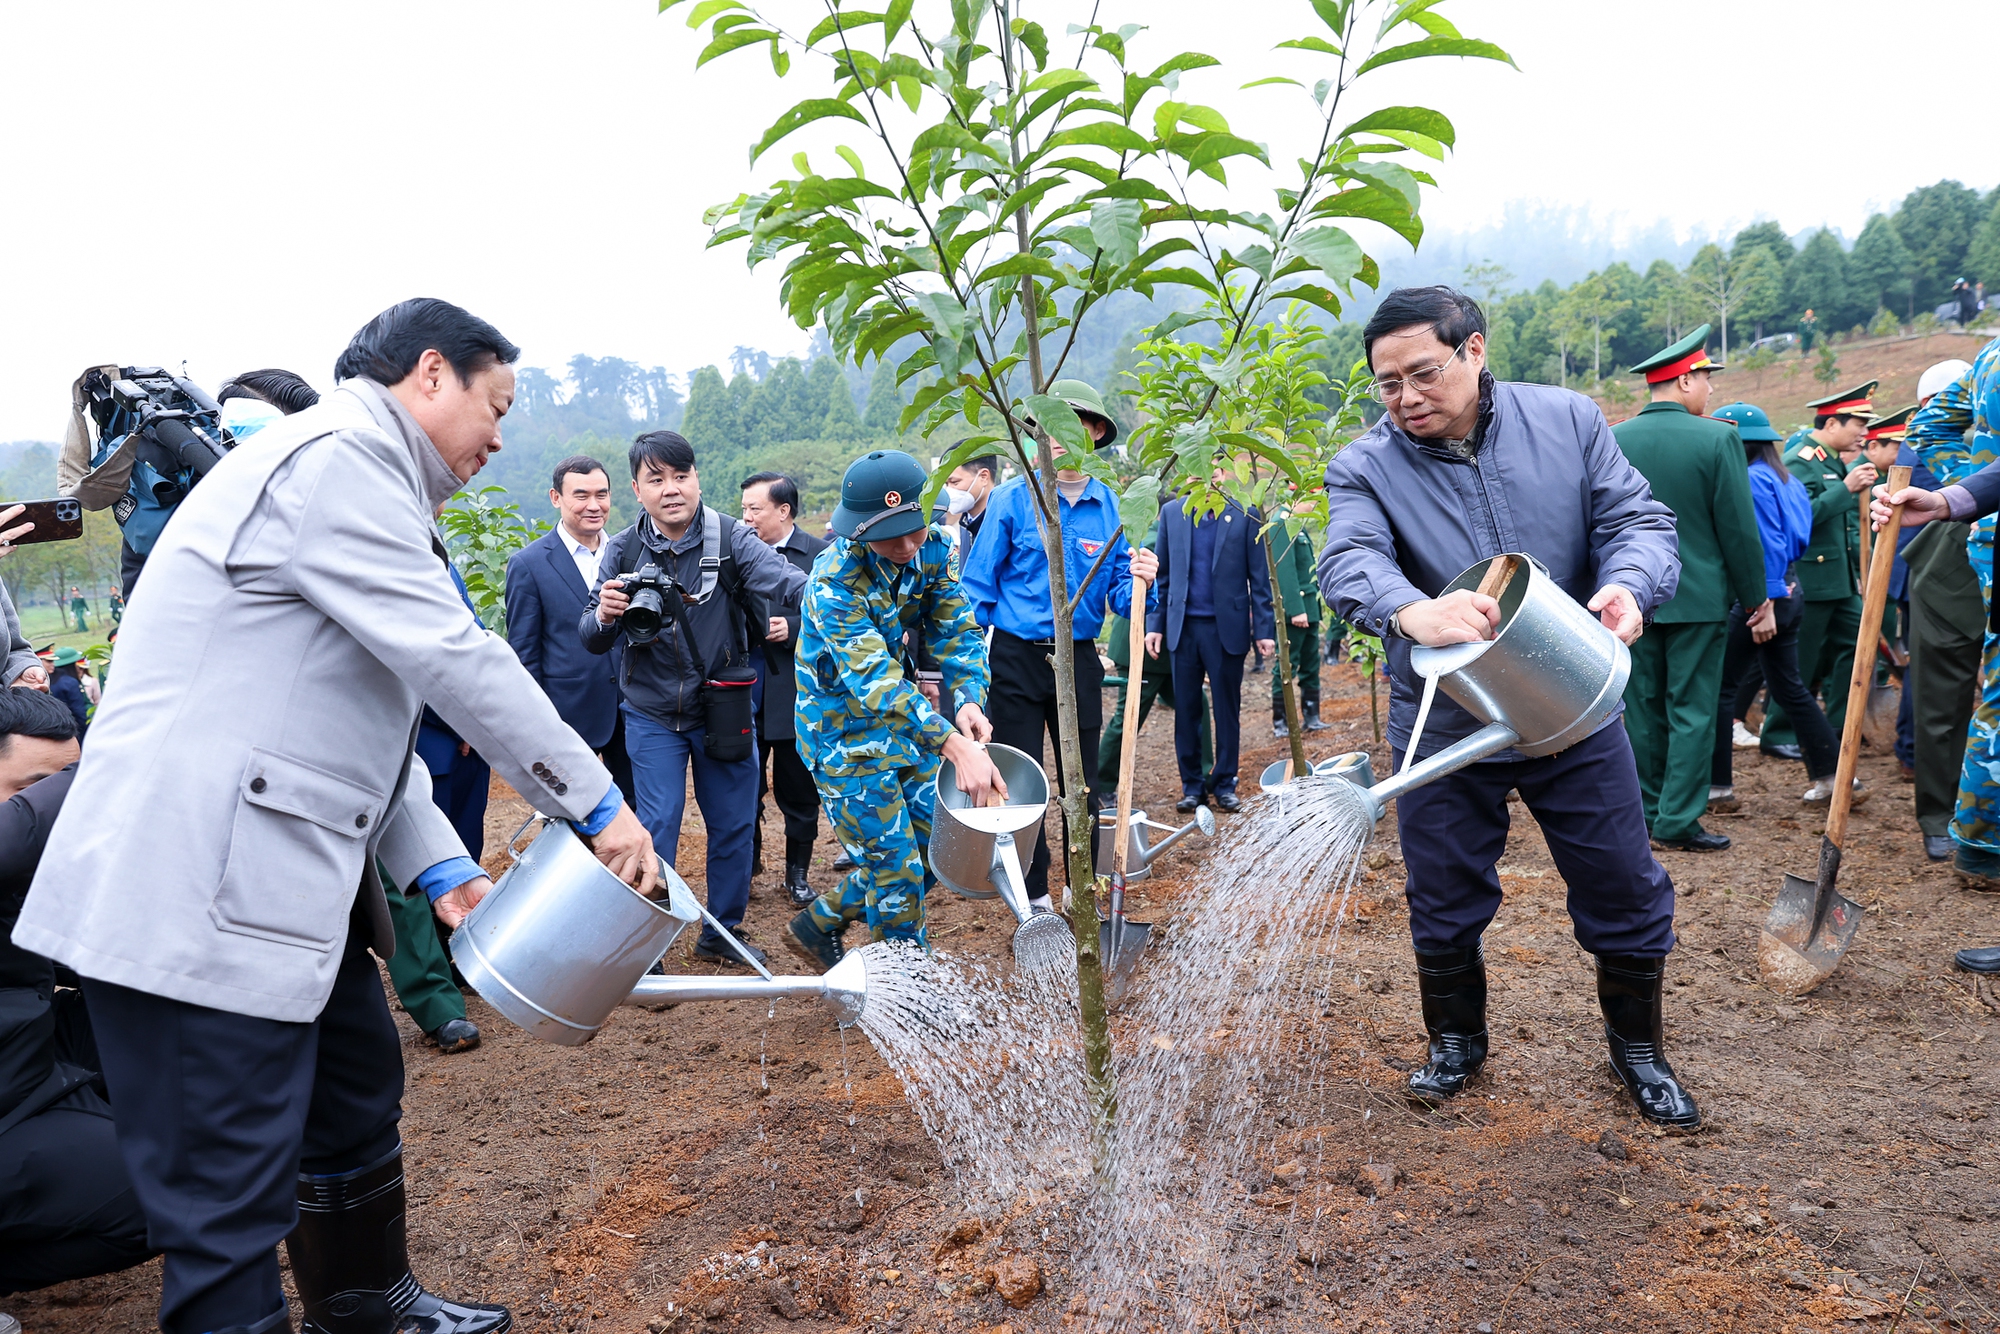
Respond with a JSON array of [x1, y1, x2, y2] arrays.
[[18, 659, 2000, 1334]]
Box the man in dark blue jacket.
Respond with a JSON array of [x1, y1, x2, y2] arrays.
[[1318, 286, 1694, 1131], [506, 455, 634, 805], [1144, 491, 1275, 813]]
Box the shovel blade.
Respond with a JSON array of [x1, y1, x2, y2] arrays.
[[1099, 917, 1154, 1007], [1759, 872, 1864, 995]]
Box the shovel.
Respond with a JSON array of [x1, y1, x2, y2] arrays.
[[1101, 568, 1155, 1006], [1759, 464, 1909, 995]]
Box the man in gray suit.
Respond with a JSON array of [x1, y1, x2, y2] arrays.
[[12, 299, 656, 1334]]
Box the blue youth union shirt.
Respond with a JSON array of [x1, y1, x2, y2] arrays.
[[958, 474, 1150, 640]]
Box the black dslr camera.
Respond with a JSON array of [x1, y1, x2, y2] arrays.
[[79, 366, 233, 553], [619, 564, 685, 646]]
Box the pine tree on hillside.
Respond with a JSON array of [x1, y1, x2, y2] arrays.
[[1733, 249, 1787, 342], [747, 359, 811, 447], [1786, 230, 1854, 333], [861, 363, 904, 435], [1893, 180, 1983, 313], [680, 366, 737, 455], [810, 356, 865, 440], [725, 373, 757, 447], [1731, 220, 1797, 269], [1849, 214, 1916, 321]]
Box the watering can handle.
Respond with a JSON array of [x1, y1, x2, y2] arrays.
[[507, 814, 542, 859]]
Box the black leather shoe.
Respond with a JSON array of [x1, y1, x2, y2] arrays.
[[1175, 794, 1204, 814], [1759, 743, 1805, 762], [831, 847, 856, 872], [693, 936, 768, 969], [1272, 717, 1290, 738], [1211, 789, 1242, 813], [784, 910, 845, 973], [1409, 945, 1488, 1101], [1596, 954, 1700, 1130], [1954, 946, 2000, 974], [289, 1146, 512, 1334], [1652, 825, 1730, 853], [424, 1018, 481, 1054], [1926, 834, 1955, 862]]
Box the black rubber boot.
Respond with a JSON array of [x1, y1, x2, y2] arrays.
[[1303, 699, 1331, 732], [784, 909, 845, 973], [286, 1145, 512, 1333], [1408, 944, 1488, 1101], [1595, 954, 1701, 1131], [785, 838, 816, 906]]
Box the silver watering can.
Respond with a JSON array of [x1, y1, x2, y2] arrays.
[[1257, 750, 1374, 792], [931, 741, 1075, 970], [1093, 804, 1215, 882], [1316, 553, 1630, 821], [452, 819, 868, 1046]]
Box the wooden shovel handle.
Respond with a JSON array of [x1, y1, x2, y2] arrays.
[[1112, 568, 1148, 878], [1475, 555, 1517, 600], [1827, 465, 1910, 848], [1856, 490, 1873, 600]]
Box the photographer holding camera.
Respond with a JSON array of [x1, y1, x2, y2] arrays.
[[582, 431, 806, 967]]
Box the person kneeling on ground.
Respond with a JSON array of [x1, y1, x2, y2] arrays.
[[0, 687, 154, 1312], [1319, 285, 1699, 1131], [785, 450, 1006, 968]]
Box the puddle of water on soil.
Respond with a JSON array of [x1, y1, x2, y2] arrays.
[[849, 775, 1376, 1330]]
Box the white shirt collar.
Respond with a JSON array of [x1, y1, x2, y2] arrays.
[[559, 521, 603, 554]]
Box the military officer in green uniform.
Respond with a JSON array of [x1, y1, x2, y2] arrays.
[[1270, 521, 1331, 737], [1614, 325, 1770, 851], [1758, 381, 1878, 772]]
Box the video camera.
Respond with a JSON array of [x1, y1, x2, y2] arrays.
[[619, 564, 685, 646], [79, 367, 233, 553]]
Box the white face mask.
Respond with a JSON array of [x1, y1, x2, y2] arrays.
[[944, 485, 976, 516], [219, 396, 283, 440]]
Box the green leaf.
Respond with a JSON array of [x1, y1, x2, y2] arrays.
[[1275, 36, 1343, 56], [685, 0, 745, 27], [1354, 36, 1516, 76], [1200, 344, 1248, 387], [835, 144, 866, 175], [1241, 76, 1304, 90], [1117, 473, 1162, 545], [750, 98, 869, 164], [1012, 17, 1049, 69], [1025, 394, 1090, 456], [807, 9, 883, 45], [1310, 0, 1349, 29], [1341, 159, 1422, 210], [1366, 129, 1445, 160], [913, 290, 966, 347], [973, 252, 1066, 287], [911, 120, 986, 157], [1040, 122, 1152, 154], [1266, 283, 1346, 318], [1131, 265, 1218, 297], [923, 435, 1008, 508], [1089, 198, 1143, 271], [1186, 133, 1269, 173], [884, 0, 914, 44], [1285, 226, 1363, 284], [697, 26, 776, 66], [1026, 67, 1095, 93], [1310, 184, 1423, 246], [1148, 52, 1221, 80], [1339, 104, 1456, 147]]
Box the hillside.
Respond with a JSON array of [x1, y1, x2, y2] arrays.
[[1591, 327, 1992, 434]]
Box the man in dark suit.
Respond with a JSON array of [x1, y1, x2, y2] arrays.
[[506, 455, 634, 804], [741, 472, 827, 906], [1146, 490, 1275, 813]]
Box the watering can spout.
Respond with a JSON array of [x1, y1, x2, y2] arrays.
[[622, 950, 869, 1027], [1142, 805, 1215, 862], [1353, 722, 1521, 821]]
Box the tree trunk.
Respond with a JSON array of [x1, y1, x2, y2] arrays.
[[1592, 318, 1601, 382], [1264, 527, 1310, 775], [1016, 218, 1117, 1191]]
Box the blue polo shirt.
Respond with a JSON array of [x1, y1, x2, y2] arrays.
[[959, 474, 1153, 640]]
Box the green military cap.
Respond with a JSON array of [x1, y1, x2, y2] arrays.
[[829, 449, 932, 541], [1711, 402, 1783, 441], [1631, 324, 1721, 383], [1040, 378, 1119, 448], [1864, 405, 1915, 443], [1805, 380, 1878, 420]]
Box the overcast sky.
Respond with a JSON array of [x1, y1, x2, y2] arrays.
[[1, 0, 1992, 442]]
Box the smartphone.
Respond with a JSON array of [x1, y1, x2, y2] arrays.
[[1, 498, 84, 545]]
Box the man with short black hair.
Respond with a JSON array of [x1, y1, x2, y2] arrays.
[[1318, 285, 1694, 1130], [0, 688, 155, 1310], [16, 296, 659, 1334], [584, 433, 807, 966], [740, 472, 827, 905], [945, 454, 1000, 551], [508, 454, 633, 805]]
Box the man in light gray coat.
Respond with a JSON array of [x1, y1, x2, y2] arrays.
[[13, 299, 656, 1334], [1317, 286, 1698, 1135]]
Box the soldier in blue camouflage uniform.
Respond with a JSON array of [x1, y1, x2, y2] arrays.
[[785, 450, 1005, 968]]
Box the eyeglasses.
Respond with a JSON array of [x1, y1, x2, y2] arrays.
[[1369, 339, 1469, 404]]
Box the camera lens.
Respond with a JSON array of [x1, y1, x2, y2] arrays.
[[624, 587, 666, 645]]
